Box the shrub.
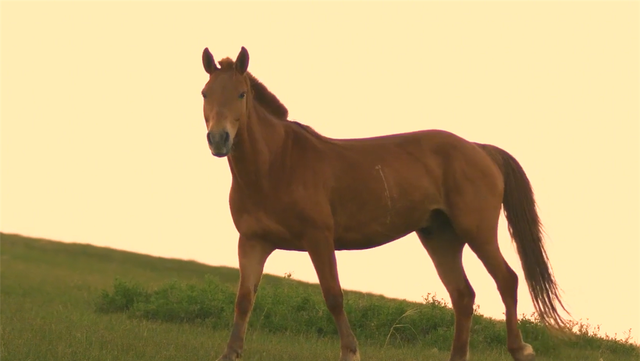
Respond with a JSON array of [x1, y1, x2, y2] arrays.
[[95, 275, 639, 358]]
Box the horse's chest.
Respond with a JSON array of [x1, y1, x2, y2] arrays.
[[229, 199, 308, 250]]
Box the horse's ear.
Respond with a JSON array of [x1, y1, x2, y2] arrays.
[[235, 46, 249, 75], [202, 47, 218, 74]]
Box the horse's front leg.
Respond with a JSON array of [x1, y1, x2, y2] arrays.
[[306, 232, 360, 361], [216, 236, 274, 361]]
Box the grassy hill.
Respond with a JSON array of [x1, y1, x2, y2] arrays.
[[1, 232, 638, 361]]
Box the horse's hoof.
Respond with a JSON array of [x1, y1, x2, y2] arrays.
[[216, 357, 235, 361], [340, 349, 360, 361], [510, 343, 536, 361], [215, 351, 239, 361], [216, 355, 237, 361], [448, 355, 469, 361]]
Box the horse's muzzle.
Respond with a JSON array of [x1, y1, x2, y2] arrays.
[[207, 130, 231, 157]]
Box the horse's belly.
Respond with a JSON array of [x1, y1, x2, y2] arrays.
[[333, 228, 414, 250], [329, 155, 443, 250], [332, 199, 432, 251]]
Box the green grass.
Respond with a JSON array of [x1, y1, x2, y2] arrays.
[[1, 232, 638, 361]]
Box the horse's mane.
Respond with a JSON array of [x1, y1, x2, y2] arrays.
[[218, 58, 289, 120], [216, 57, 326, 140]]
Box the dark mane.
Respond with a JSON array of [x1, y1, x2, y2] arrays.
[[218, 58, 289, 120], [247, 73, 289, 120]]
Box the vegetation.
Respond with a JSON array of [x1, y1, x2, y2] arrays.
[[2, 232, 638, 361]]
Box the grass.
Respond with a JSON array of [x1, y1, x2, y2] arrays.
[[1, 232, 638, 361]]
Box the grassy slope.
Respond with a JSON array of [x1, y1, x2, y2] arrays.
[[1, 232, 637, 361]]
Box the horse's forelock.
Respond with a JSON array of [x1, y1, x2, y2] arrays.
[[217, 58, 235, 70]]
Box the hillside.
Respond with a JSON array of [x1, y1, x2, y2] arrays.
[[1, 232, 638, 361]]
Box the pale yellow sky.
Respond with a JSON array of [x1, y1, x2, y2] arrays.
[[1, 1, 638, 342]]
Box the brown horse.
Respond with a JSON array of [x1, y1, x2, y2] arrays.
[[200, 46, 569, 361]]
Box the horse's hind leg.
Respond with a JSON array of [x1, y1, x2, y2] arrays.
[[467, 233, 535, 361], [416, 214, 475, 361]]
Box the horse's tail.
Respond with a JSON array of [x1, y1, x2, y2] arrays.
[[478, 143, 571, 331]]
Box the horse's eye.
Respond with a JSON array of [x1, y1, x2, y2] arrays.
[[238, 91, 246, 99], [201, 91, 207, 99]]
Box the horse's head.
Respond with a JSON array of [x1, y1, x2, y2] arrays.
[[201, 47, 251, 158]]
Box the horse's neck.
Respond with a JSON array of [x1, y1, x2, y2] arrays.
[[228, 103, 285, 188]]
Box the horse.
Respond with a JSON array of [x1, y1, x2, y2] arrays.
[[199, 46, 570, 361]]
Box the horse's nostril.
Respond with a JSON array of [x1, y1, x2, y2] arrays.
[[207, 131, 231, 147]]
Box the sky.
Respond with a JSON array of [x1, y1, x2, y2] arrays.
[[1, 0, 638, 343]]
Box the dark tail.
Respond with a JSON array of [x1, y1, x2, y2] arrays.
[[479, 143, 571, 331]]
